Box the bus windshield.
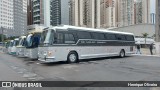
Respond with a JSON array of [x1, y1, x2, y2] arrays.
[[26, 33, 41, 48], [40, 30, 47, 45], [13, 40, 19, 46], [26, 34, 33, 48], [9, 41, 13, 47], [42, 29, 54, 45], [18, 38, 26, 46]]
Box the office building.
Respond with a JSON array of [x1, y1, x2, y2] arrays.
[[100, 0, 116, 28], [69, 0, 116, 28], [0, 0, 27, 36], [0, 0, 14, 32], [13, 0, 27, 36], [115, 0, 135, 27], [32, 0, 69, 27], [27, 0, 33, 25], [155, 0, 160, 42], [70, 0, 136, 28], [134, 0, 150, 24]]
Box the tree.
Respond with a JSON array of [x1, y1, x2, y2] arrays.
[[0, 34, 6, 42], [142, 33, 149, 48], [7, 36, 18, 41]]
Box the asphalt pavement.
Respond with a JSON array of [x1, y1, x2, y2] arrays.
[[0, 50, 160, 90]]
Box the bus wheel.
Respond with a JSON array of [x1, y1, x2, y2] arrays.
[[67, 52, 79, 63], [119, 50, 125, 58]]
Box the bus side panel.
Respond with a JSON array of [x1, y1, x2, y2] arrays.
[[48, 47, 68, 61], [47, 46, 129, 61], [39, 45, 134, 62]]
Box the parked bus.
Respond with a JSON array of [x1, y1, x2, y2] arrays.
[[8, 40, 14, 54], [10, 38, 19, 55], [25, 30, 43, 59], [38, 25, 135, 63], [16, 36, 26, 57]]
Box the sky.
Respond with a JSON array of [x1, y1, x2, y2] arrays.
[[150, 0, 156, 13]]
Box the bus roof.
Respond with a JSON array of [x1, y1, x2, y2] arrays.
[[27, 25, 45, 34], [50, 25, 134, 35], [19, 36, 26, 38], [10, 40, 14, 42], [14, 38, 19, 41], [28, 29, 43, 34]]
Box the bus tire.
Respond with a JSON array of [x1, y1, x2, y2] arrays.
[[119, 50, 125, 58], [67, 52, 79, 63]]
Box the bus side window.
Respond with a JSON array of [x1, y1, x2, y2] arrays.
[[77, 31, 92, 39], [22, 38, 26, 46], [116, 34, 126, 40], [33, 34, 41, 47], [91, 32, 105, 40], [121, 35, 126, 40], [64, 33, 76, 44], [126, 35, 134, 41], [56, 33, 64, 44], [105, 33, 116, 40]]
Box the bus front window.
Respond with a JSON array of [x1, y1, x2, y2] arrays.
[[26, 33, 41, 48], [18, 38, 23, 46], [18, 38, 26, 46], [43, 29, 54, 45], [9, 41, 13, 47], [26, 34, 33, 48], [40, 30, 47, 45], [13, 40, 19, 46]]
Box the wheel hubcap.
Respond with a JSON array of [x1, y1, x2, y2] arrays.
[[121, 51, 124, 57], [69, 54, 76, 62]]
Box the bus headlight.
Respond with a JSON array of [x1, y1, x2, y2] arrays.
[[48, 51, 53, 56]]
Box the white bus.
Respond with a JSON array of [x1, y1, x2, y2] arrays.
[[8, 39, 19, 55], [25, 31, 42, 59], [25, 25, 46, 60], [8, 40, 14, 54], [16, 36, 26, 57], [38, 25, 135, 63], [11, 38, 19, 55]]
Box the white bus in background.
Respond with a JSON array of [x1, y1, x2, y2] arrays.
[[7, 39, 19, 55], [8, 40, 14, 54], [25, 25, 45, 59], [135, 36, 155, 45], [16, 36, 26, 57], [11, 38, 19, 55], [38, 25, 135, 63]]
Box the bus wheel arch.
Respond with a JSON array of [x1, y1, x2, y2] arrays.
[[119, 49, 125, 58], [67, 51, 79, 63]]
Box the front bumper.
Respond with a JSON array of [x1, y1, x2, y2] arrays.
[[25, 49, 38, 59], [38, 57, 56, 63], [11, 52, 16, 55], [17, 52, 26, 58]]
